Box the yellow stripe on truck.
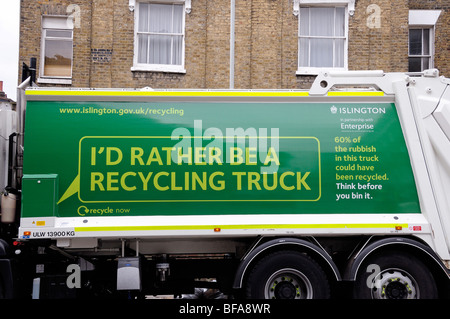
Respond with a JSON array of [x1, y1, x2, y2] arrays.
[[25, 90, 384, 97], [26, 90, 309, 97]]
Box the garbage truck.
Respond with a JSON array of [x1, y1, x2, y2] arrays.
[[0, 70, 449, 299]]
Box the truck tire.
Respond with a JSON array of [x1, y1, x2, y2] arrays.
[[353, 251, 438, 299], [245, 250, 330, 299]]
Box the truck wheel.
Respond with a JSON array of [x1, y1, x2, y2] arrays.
[[245, 250, 330, 299], [353, 251, 438, 299]]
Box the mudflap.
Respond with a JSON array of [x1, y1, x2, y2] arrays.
[[0, 259, 14, 299]]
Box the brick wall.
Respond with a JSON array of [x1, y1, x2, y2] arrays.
[[409, 0, 450, 76], [19, 0, 92, 87], [349, 0, 409, 72], [18, 0, 448, 91]]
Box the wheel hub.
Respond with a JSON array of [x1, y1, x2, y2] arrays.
[[272, 277, 300, 299], [371, 269, 418, 299], [265, 269, 313, 299], [385, 280, 408, 299]]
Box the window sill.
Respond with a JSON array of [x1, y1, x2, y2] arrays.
[[38, 77, 72, 85], [296, 67, 347, 76], [131, 65, 186, 74]]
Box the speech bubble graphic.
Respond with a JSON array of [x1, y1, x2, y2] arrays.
[[57, 135, 321, 204]]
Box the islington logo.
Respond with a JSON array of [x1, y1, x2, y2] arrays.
[[331, 105, 386, 114], [330, 105, 338, 114]]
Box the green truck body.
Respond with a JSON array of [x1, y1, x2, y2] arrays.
[[21, 98, 419, 221]]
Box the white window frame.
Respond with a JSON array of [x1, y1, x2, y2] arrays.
[[408, 28, 433, 72], [408, 10, 441, 73], [131, 0, 187, 73], [38, 15, 73, 85], [295, 0, 350, 75]]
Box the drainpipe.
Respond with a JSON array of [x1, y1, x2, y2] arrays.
[[230, 0, 235, 89]]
